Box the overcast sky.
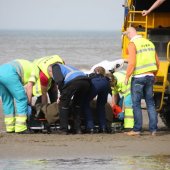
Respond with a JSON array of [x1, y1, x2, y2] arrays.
[[0, 0, 124, 31]]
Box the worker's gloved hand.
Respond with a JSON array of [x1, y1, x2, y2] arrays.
[[112, 104, 122, 118], [118, 112, 124, 120], [27, 105, 32, 117]]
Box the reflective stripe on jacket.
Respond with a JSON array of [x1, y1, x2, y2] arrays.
[[131, 37, 157, 75], [112, 71, 131, 97]]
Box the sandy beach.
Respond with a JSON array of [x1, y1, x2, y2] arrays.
[[0, 104, 170, 161]]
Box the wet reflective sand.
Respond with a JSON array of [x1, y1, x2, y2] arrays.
[[0, 155, 170, 170]]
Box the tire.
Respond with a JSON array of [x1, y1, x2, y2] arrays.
[[160, 103, 170, 128]]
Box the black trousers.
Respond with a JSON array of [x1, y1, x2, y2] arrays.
[[59, 79, 90, 131], [60, 79, 90, 108]]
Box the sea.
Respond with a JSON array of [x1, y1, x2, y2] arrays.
[[0, 30, 122, 70]]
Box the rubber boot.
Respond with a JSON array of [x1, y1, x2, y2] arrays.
[[58, 108, 69, 134], [73, 107, 82, 134]]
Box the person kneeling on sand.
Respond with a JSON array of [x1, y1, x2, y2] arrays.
[[33, 54, 65, 105], [111, 70, 134, 131]]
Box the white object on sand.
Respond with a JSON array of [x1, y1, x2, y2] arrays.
[[90, 59, 125, 73]]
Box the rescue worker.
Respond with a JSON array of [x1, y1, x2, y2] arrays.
[[33, 55, 65, 105], [111, 70, 134, 130], [83, 67, 113, 133], [0, 59, 39, 133], [90, 59, 133, 129], [124, 27, 160, 136], [48, 63, 91, 134]]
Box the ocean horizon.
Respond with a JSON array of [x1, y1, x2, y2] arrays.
[[0, 30, 122, 70]]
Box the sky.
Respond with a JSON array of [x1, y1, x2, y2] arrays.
[[0, 0, 124, 31]]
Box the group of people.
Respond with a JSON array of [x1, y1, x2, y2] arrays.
[[0, 29, 160, 136], [0, 26, 160, 136], [0, 53, 124, 134], [0, 55, 64, 134]]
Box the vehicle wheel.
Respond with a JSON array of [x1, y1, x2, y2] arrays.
[[160, 103, 170, 128]]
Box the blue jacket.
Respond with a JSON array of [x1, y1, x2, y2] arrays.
[[52, 63, 87, 91]]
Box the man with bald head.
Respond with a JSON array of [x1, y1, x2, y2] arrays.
[[124, 27, 160, 136]]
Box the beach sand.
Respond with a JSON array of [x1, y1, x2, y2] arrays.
[[0, 103, 170, 160]]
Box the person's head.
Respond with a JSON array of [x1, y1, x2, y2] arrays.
[[94, 66, 106, 76], [48, 62, 64, 78], [123, 27, 137, 40], [48, 65, 53, 77], [105, 73, 117, 87]]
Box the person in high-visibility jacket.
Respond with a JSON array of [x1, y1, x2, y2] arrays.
[[0, 59, 39, 133], [124, 27, 160, 136], [111, 70, 134, 130], [33, 55, 65, 105]]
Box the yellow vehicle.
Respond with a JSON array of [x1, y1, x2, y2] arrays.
[[121, 0, 170, 127]]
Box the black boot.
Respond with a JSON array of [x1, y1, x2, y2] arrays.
[[58, 108, 69, 135], [73, 107, 82, 134]]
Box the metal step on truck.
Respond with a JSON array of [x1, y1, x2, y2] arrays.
[[121, 0, 170, 128]]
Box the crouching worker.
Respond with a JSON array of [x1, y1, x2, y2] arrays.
[[33, 55, 65, 105], [83, 67, 113, 134], [111, 70, 134, 131], [0, 59, 39, 134], [48, 63, 90, 134]]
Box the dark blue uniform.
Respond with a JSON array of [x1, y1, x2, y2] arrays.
[[84, 73, 112, 132]]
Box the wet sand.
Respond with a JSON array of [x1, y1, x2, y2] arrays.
[[0, 105, 170, 161]]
